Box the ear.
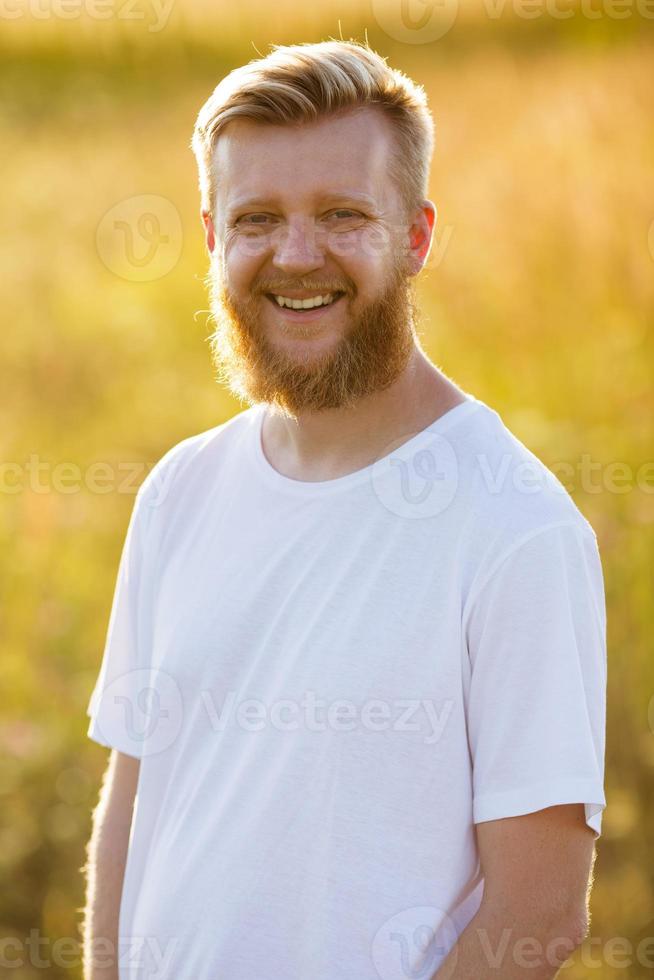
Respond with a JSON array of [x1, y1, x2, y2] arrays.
[[404, 200, 437, 276], [201, 209, 216, 253]]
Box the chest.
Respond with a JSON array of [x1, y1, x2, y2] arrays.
[[148, 492, 465, 714]]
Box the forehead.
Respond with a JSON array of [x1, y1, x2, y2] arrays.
[[212, 107, 400, 213]]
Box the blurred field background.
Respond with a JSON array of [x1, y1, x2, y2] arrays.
[[1, 0, 653, 976]]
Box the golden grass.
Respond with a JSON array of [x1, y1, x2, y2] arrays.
[[1, 10, 652, 975]]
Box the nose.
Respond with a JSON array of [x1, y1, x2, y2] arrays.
[[271, 215, 325, 276]]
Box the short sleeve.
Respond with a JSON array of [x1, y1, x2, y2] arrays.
[[86, 480, 157, 759], [464, 521, 607, 839]]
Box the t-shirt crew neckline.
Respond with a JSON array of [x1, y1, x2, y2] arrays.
[[250, 394, 483, 496]]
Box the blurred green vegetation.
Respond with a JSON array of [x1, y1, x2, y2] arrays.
[[1, 2, 653, 976]]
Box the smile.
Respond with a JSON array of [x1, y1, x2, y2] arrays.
[[265, 291, 346, 317]]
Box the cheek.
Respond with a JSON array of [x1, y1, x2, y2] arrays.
[[223, 235, 270, 286], [238, 234, 274, 263], [360, 224, 398, 266], [327, 225, 397, 273]]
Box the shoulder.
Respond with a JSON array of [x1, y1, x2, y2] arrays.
[[134, 404, 259, 517], [454, 398, 599, 568]]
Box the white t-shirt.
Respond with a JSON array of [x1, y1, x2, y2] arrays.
[[86, 393, 607, 980]]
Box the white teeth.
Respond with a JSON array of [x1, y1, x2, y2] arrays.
[[272, 292, 337, 310]]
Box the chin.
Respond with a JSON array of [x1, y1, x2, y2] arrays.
[[264, 318, 346, 352]]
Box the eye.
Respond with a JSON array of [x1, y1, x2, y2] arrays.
[[236, 214, 275, 226], [329, 209, 359, 219]]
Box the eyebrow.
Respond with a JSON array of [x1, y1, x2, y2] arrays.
[[225, 192, 379, 215]]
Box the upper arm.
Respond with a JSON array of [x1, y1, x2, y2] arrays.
[[465, 524, 607, 840], [99, 749, 140, 825], [476, 803, 596, 933]]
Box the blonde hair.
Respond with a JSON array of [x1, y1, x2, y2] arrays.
[[190, 39, 435, 220]]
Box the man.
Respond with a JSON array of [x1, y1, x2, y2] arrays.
[[82, 40, 607, 980]]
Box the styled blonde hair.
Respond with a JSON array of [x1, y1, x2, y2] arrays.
[[190, 39, 435, 220]]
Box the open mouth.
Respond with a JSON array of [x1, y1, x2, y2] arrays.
[[264, 291, 346, 318]]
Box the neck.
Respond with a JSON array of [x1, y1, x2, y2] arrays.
[[260, 345, 469, 482]]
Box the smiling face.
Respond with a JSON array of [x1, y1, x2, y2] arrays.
[[203, 106, 435, 414]]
